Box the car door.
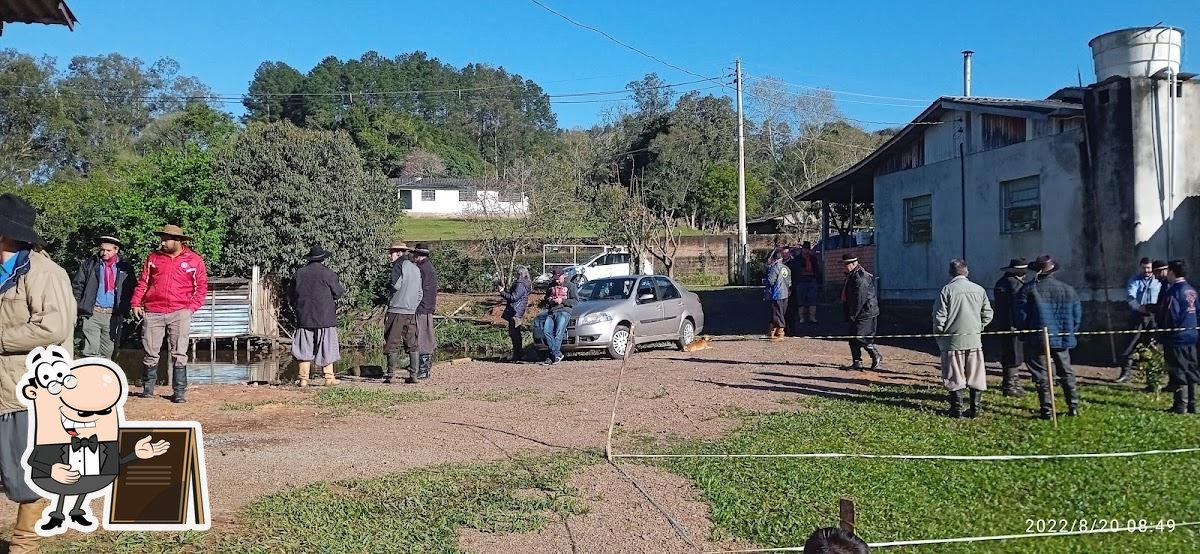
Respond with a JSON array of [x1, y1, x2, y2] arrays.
[[608, 252, 631, 277], [655, 276, 685, 337], [632, 277, 665, 339]]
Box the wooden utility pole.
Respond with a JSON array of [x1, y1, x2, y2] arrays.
[[735, 59, 749, 284]]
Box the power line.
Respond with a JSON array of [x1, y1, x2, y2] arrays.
[[748, 73, 931, 103], [743, 89, 943, 127], [526, 0, 717, 81], [745, 74, 929, 108]]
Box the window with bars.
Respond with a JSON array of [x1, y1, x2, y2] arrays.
[[1001, 175, 1041, 233], [420, 190, 436, 202], [904, 195, 932, 243]]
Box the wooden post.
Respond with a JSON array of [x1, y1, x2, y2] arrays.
[[839, 497, 856, 533], [726, 237, 735, 285], [1042, 327, 1058, 428]]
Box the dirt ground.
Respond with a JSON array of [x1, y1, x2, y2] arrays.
[[0, 335, 1120, 551]]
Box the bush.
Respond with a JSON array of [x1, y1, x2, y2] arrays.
[[1133, 342, 1166, 392], [432, 245, 493, 293]]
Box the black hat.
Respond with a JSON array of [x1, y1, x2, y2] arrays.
[[1001, 257, 1028, 270], [841, 253, 858, 263], [1030, 255, 1058, 274], [96, 235, 122, 248], [305, 244, 332, 262], [801, 241, 812, 249], [412, 242, 432, 255], [1152, 259, 1169, 271], [0, 193, 43, 246]]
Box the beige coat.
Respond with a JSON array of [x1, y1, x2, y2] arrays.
[[0, 250, 76, 415]]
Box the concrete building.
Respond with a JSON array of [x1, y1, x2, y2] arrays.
[[801, 27, 1198, 330], [392, 177, 529, 217]]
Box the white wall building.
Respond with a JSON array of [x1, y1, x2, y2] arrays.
[[392, 177, 529, 216]]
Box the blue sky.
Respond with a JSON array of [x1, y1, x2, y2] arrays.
[[2, 1, 1196, 129]]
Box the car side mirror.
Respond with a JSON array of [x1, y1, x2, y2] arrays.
[[638, 293, 655, 303]]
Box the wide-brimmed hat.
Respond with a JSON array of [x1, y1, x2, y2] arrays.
[[387, 242, 410, 252], [1152, 259, 1169, 271], [840, 253, 858, 264], [0, 193, 44, 245], [1030, 255, 1058, 274], [305, 244, 332, 262], [96, 235, 122, 248], [154, 224, 192, 242], [412, 242, 432, 255], [1001, 257, 1028, 270]]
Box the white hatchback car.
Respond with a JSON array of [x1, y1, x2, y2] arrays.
[[536, 250, 634, 286]]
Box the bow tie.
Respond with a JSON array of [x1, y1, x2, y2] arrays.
[[70, 436, 98, 453]]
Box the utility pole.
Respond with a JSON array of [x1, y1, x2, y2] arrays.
[[735, 59, 748, 285]]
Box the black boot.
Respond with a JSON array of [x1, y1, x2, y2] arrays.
[[1168, 388, 1187, 414], [1188, 384, 1196, 414], [947, 390, 963, 418], [171, 365, 188, 403], [406, 352, 420, 384], [966, 389, 982, 418], [384, 353, 398, 384], [846, 359, 863, 371], [41, 514, 65, 531], [1114, 363, 1133, 384], [1001, 367, 1026, 397], [1036, 385, 1053, 420], [69, 509, 94, 527], [140, 365, 157, 398], [418, 354, 432, 380], [866, 346, 882, 370], [1063, 383, 1079, 417]]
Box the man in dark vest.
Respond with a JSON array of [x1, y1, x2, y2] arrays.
[[411, 243, 438, 380], [992, 258, 1028, 396], [72, 235, 136, 360], [290, 245, 345, 387], [840, 253, 881, 370]]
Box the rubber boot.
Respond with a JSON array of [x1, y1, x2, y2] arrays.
[[947, 389, 963, 418], [10, 499, 48, 554], [297, 361, 311, 387], [140, 365, 157, 398], [1168, 388, 1187, 414], [384, 353, 398, 384], [1114, 363, 1133, 384], [866, 345, 882, 370], [1000, 367, 1024, 396], [406, 352, 420, 384], [1036, 385, 1053, 420], [1188, 384, 1196, 414], [966, 389, 982, 419], [322, 364, 338, 386], [171, 365, 188, 403], [418, 354, 432, 379], [1063, 382, 1079, 417]]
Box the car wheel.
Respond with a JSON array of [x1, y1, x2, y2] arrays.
[[607, 324, 631, 359], [675, 318, 696, 351], [573, 274, 588, 287]]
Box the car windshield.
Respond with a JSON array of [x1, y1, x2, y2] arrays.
[[580, 277, 637, 300]]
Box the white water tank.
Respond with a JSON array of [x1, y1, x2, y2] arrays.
[[1089, 27, 1183, 81]]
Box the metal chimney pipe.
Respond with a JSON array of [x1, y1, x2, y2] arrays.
[[962, 50, 974, 96]]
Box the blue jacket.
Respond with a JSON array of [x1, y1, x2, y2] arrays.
[[1156, 279, 1198, 347], [764, 261, 791, 301], [1014, 275, 1082, 349], [500, 278, 532, 319], [1125, 273, 1161, 313]]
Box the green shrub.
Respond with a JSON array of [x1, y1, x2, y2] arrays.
[[431, 245, 493, 293]]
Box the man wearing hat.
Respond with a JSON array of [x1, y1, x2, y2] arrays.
[[1157, 260, 1198, 414], [992, 258, 1029, 396], [1115, 258, 1163, 383], [71, 235, 136, 359], [383, 242, 422, 384], [290, 245, 345, 387], [411, 243, 438, 379], [130, 225, 209, 403], [0, 193, 76, 553], [786, 241, 823, 331], [840, 253, 881, 370], [1014, 255, 1082, 419]]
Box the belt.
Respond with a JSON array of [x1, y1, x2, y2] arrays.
[[92, 307, 114, 313]]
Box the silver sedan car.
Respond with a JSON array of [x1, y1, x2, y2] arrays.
[[533, 275, 705, 359]]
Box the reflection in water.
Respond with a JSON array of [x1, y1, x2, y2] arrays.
[[111, 348, 446, 385]]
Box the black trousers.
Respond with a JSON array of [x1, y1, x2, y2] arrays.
[[503, 315, 524, 358], [1119, 313, 1157, 368], [848, 317, 877, 361], [999, 330, 1023, 369], [1164, 345, 1200, 388], [769, 298, 788, 328], [784, 297, 802, 336], [1026, 347, 1078, 406]]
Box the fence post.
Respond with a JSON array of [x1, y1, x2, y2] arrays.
[[839, 497, 856, 533], [726, 237, 735, 285], [1042, 327, 1058, 428]]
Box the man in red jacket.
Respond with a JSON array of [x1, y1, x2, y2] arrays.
[[130, 225, 208, 403]]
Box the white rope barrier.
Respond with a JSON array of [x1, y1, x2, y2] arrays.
[[706, 521, 1200, 552], [707, 325, 1200, 342], [611, 447, 1200, 461]]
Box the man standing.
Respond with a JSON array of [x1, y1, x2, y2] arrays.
[[841, 253, 881, 370], [934, 260, 994, 418], [1015, 255, 1082, 419], [788, 241, 822, 331], [130, 225, 208, 404], [411, 243, 438, 380], [0, 193, 76, 553], [764, 248, 791, 341], [72, 235, 136, 359], [1115, 257, 1163, 383], [291, 245, 345, 387], [383, 242, 421, 384], [1157, 260, 1198, 414], [992, 258, 1028, 396]]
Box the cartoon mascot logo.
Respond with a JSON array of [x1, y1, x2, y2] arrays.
[[17, 346, 209, 535]]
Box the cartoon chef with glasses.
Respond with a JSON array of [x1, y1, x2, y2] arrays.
[[18, 345, 168, 534]]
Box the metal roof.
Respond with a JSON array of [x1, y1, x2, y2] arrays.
[[390, 177, 508, 191], [0, 0, 77, 31], [796, 95, 1084, 204]]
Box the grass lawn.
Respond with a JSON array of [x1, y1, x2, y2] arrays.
[[398, 217, 707, 241], [654, 383, 1200, 552]]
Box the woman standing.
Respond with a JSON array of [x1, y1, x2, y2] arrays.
[[499, 266, 533, 362]]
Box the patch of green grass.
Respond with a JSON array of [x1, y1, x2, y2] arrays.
[[315, 386, 443, 416], [654, 384, 1200, 552], [219, 400, 278, 411], [676, 271, 728, 287]]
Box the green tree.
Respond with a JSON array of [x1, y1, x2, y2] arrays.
[[216, 122, 397, 304], [694, 163, 765, 230], [0, 51, 72, 184], [136, 103, 239, 154]]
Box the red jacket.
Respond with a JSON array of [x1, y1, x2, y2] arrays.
[[130, 248, 209, 313]]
